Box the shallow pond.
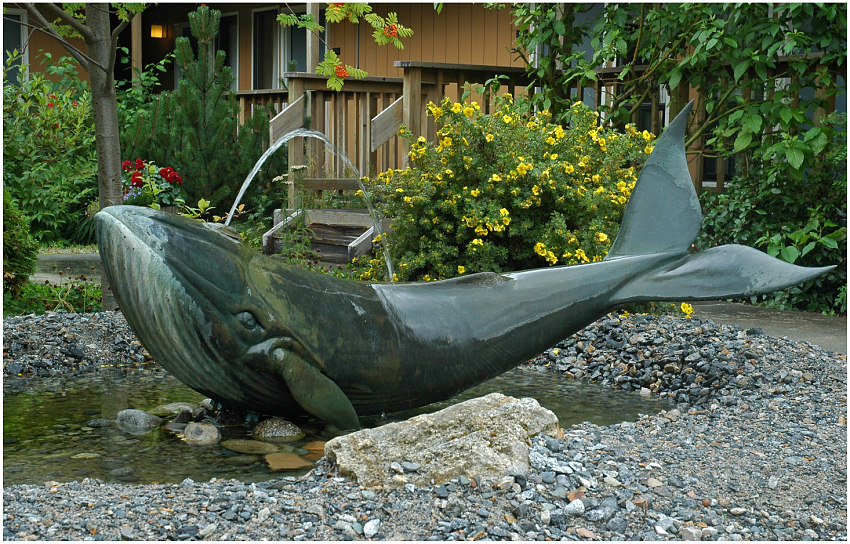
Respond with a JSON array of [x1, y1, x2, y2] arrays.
[[3, 366, 670, 486]]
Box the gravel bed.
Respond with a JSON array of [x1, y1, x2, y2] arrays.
[[3, 310, 847, 541]]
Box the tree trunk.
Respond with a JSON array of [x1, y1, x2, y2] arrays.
[[85, 3, 123, 310]]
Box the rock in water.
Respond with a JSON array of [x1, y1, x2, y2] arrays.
[[182, 422, 221, 445], [252, 418, 305, 442], [265, 453, 312, 470], [221, 439, 279, 455], [324, 393, 560, 488], [115, 409, 162, 434]]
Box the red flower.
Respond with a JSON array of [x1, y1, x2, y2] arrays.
[[174, 174, 183, 185], [135, 158, 145, 170], [334, 64, 348, 78], [47, 102, 55, 108], [122, 160, 133, 171], [130, 171, 143, 187]]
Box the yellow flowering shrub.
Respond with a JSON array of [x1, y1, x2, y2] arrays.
[[362, 95, 653, 281]]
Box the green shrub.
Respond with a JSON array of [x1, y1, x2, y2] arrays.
[[3, 280, 101, 317], [698, 113, 847, 314], [2, 187, 39, 295], [361, 95, 652, 281], [3, 54, 98, 245]]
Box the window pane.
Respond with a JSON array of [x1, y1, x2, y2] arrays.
[[253, 10, 277, 89], [4, 13, 23, 84]]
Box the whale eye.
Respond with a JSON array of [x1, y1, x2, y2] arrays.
[[236, 311, 259, 330]]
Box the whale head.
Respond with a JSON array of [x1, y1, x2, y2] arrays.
[[95, 206, 305, 415]]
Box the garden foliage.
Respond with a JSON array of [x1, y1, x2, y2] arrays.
[[3, 187, 40, 295], [123, 6, 284, 208], [3, 54, 99, 244], [361, 95, 652, 282], [698, 113, 847, 315]]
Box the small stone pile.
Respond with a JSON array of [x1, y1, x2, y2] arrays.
[[3, 311, 149, 377]]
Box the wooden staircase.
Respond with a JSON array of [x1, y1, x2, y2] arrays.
[[262, 167, 386, 265]]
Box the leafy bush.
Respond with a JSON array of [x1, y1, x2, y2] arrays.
[[3, 187, 40, 295], [361, 96, 652, 281], [3, 280, 101, 317], [698, 113, 847, 314], [3, 54, 98, 245]]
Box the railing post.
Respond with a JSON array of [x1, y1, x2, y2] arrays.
[[287, 77, 306, 177], [402, 66, 422, 167]]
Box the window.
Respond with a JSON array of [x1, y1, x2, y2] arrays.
[[4, 9, 28, 84], [252, 6, 326, 89], [253, 8, 280, 89]]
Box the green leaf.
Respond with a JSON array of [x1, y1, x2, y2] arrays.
[[786, 146, 804, 169], [733, 60, 750, 82], [779, 107, 793, 125], [743, 116, 761, 134], [733, 132, 753, 153], [553, 19, 566, 36], [819, 236, 838, 249], [800, 241, 817, 257], [780, 245, 800, 264], [668, 68, 682, 90]]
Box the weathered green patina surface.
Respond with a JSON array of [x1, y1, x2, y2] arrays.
[[95, 103, 832, 429]]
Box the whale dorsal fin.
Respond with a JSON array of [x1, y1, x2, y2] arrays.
[[605, 101, 700, 260]]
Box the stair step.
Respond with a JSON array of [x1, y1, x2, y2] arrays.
[[307, 223, 368, 247]]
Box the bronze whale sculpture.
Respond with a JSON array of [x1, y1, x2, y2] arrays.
[[95, 103, 833, 429]]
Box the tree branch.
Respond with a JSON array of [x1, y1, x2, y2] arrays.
[[13, 9, 104, 71], [108, 18, 132, 72], [30, 2, 95, 42]]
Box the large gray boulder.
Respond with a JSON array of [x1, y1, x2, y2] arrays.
[[324, 393, 561, 488]]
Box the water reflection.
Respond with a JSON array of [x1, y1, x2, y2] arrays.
[[3, 366, 669, 485]]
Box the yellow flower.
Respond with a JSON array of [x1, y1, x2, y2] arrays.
[[644, 145, 654, 154], [499, 208, 509, 217], [564, 163, 574, 174], [595, 231, 608, 243], [546, 136, 556, 145], [472, 101, 480, 110], [470, 189, 481, 197], [502, 115, 513, 124], [423, 274, 431, 281], [592, 174, 602, 184], [681, 302, 694, 318], [575, 248, 589, 263], [451, 102, 463, 114], [550, 153, 558, 160], [489, 173, 502, 183], [485, 133, 494, 142], [417, 136, 427, 144], [534, 242, 547, 255], [441, 136, 453, 147], [642, 130, 652, 141], [355, 189, 364, 197], [474, 225, 488, 236], [403, 196, 412, 204], [554, 125, 565, 139], [472, 238, 483, 246], [532, 185, 541, 196], [396, 188, 404, 193], [458, 265, 466, 274]]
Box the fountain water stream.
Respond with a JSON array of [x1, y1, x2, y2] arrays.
[[225, 128, 394, 281]]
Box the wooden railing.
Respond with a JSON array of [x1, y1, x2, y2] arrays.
[[235, 89, 289, 125]]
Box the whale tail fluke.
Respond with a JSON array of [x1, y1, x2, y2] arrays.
[[612, 244, 835, 303], [605, 100, 834, 302]]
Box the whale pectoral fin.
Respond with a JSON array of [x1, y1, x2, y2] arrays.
[[272, 350, 360, 430]]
